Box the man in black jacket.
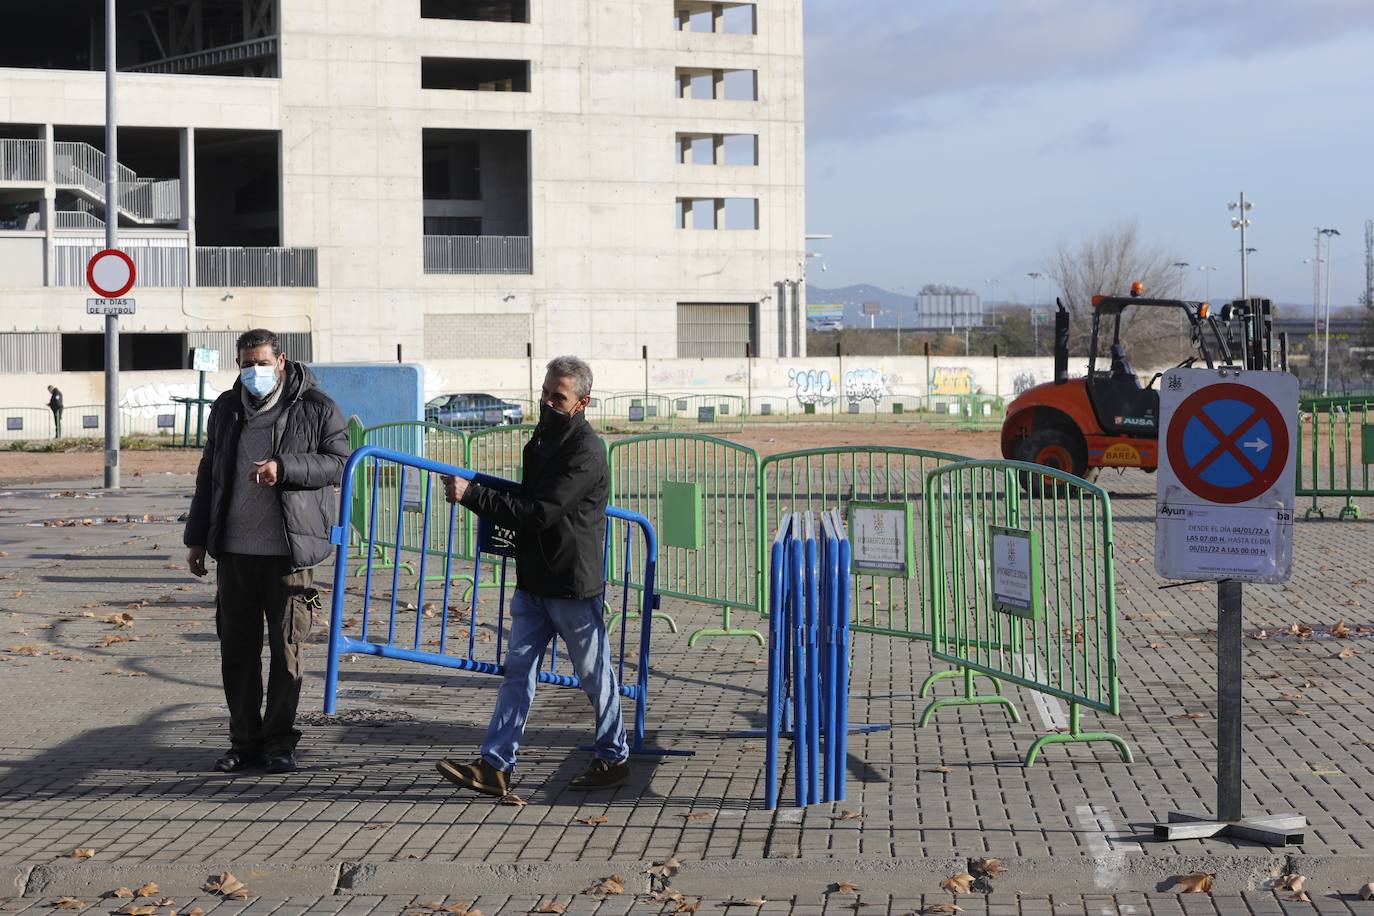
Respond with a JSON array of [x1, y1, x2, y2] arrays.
[[437, 355, 629, 795], [183, 329, 350, 775]]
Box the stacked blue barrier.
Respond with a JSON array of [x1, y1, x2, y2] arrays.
[[765, 509, 852, 808]]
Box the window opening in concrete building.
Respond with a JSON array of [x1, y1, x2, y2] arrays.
[[675, 67, 757, 101], [674, 2, 757, 35], [0, 193, 43, 231], [61, 332, 187, 371], [0, 0, 279, 77], [723, 197, 759, 230], [421, 0, 530, 22], [423, 128, 531, 274], [194, 129, 281, 246], [722, 69, 758, 100], [677, 303, 757, 358], [52, 125, 183, 229], [677, 198, 757, 230], [676, 133, 757, 165], [722, 133, 757, 165], [422, 57, 530, 92]]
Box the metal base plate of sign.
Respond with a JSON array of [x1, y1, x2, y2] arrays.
[[1154, 811, 1306, 846]]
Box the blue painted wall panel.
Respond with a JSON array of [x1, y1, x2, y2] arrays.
[[307, 363, 423, 428]]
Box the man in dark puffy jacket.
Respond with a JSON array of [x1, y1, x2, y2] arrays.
[[183, 328, 349, 775], [436, 355, 629, 795]]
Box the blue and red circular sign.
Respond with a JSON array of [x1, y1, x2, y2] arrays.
[[1166, 383, 1288, 504]]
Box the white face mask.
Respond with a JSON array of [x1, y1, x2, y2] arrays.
[[240, 365, 278, 398]]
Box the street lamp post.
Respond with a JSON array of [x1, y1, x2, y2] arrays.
[[1172, 262, 1190, 346], [1228, 194, 1253, 299], [1197, 265, 1217, 300], [1319, 228, 1341, 394], [1027, 271, 1044, 355]]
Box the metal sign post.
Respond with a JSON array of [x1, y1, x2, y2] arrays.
[[190, 347, 219, 446], [1153, 366, 1301, 845], [102, 0, 119, 489]]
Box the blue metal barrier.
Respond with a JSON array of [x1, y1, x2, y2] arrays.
[[765, 509, 852, 808], [324, 445, 676, 756]]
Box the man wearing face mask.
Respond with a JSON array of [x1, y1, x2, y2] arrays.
[[436, 355, 628, 795], [184, 329, 350, 775]]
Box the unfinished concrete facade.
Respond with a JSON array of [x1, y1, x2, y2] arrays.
[[0, 0, 807, 373]]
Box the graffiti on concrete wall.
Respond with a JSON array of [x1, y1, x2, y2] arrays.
[[1012, 370, 1039, 396], [930, 366, 973, 397], [788, 368, 838, 406], [120, 382, 222, 419], [843, 367, 888, 406]]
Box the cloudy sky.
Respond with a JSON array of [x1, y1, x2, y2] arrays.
[[803, 0, 1374, 311]]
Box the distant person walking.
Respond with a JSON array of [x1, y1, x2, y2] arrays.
[[183, 329, 350, 775], [436, 355, 630, 795], [46, 386, 62, 438]]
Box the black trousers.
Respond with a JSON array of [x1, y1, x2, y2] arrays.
[[215, 553, 314, 756]]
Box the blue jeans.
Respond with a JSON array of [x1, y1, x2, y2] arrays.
[[481, 589, 629, 772]]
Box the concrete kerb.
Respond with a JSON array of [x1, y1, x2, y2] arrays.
[[13, 855, 1374, 897], [22, 862, 342, 899]]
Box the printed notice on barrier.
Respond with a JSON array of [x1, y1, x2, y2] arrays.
[[402, 465, 425, 511], [849, 501, 913, 578], [990, 524, 1042, 620]]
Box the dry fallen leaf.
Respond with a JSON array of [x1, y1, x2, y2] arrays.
[[970, 858, 1006, 878], [838, 810, 865, 821], [583, 874, 626, 898], [1148, 642, 1167, 649], [920, 905, 963, 915], [116, 906, 156, 916], [104, 889, 134, 900], [941, 874, 974, 895], [1248, 629, 1269, 640], [501, 793, 528, 807], [647, 857, 683, 880], [1275, 874, 1307, 892], [105, 613, 135, 629], [203, 871, 249, 900], [680, 811, 714, 821], [674, 900, 703, 915], [133, 884, 158, 898], [532, 901, 565, 914], [1359, 883, 1374, 900], [575, 815, 610, 826], [1287, 623, 1313, 640], [1332, 620, 1352, 638], [1338, 647, 1357, 660], [833, 881, 860, 894], [1174, 872, 1215, 893], [721, 898, 766, 907], [1173, 711, 1206, 720], [51, 898, 86, 910], [928, 766, 953, 774], [70, 847, 96, 859]]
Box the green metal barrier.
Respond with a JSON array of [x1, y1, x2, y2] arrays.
[[355, 422, 470, 582], [664, 393, 748, 432], [1297, 396, 1371, 519], [760, 447, 965, 645], [920, 459, 1131, 766], [747, 396, 793, 420], [608, 433, 763, 645], [591, 393, 675, 431]]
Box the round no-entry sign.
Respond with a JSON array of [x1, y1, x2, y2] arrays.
[[1165, 383, 1289, 505], [87, 248, 136, 299]]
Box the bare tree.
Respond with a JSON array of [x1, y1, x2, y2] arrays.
[[1045, 221, 1186, 365]]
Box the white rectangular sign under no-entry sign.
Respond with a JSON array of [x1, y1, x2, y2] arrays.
[[1155, 368, 1297, 584], [86, 297, 136, 315]]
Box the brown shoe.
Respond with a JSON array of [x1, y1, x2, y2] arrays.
[[568, 758, 631, 791], [436, 757, 509, 797]]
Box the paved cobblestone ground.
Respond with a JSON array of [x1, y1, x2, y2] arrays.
[[2, 472, 1374, 897], [5, 891, 1374, 916]]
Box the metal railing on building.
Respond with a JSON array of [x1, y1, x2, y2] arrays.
[[53, 237, 190, 287], [423, 235, 532, 275], [195, 247, 318, 287], [53, 141, 181, 224], [53, 211, 106, 230], [0, 139, 45, 183]]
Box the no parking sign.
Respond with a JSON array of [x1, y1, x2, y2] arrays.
[[1155, 368, 1297, 583]]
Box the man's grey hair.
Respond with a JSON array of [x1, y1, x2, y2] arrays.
[[546, 355, 593, 399]]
